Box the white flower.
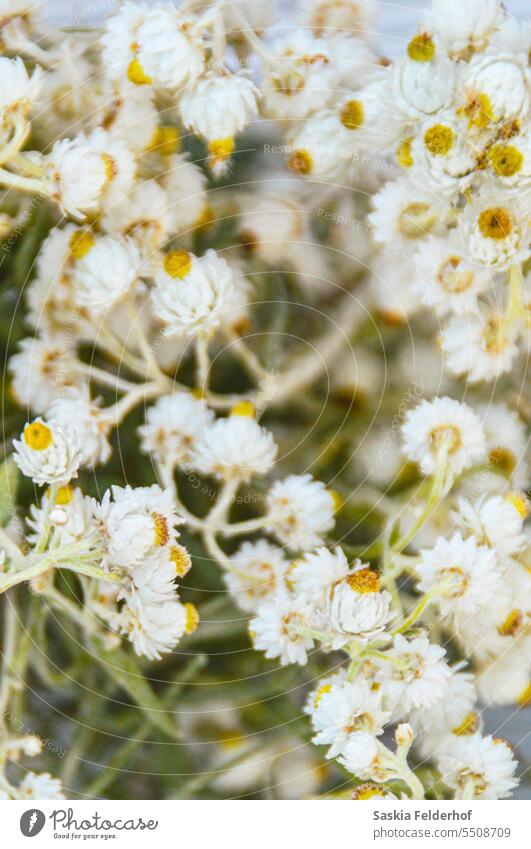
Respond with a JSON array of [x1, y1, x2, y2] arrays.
[[13, 418, 81, 486], [286, 109, 354, 179], [120, 592, 196, 660], [95, 484, 181, 570], [250, 590, 315, 666], [426, 0, 505, 57], [477, 640, 531, 706], [0, 56, 42, 120], [409, 669, 478, 760], [460, 190, 529, 269], [311, 679, 390, 758], [18, 771, 65, 800], [267, 474, 336, 552], [333, 75, 407, 155], [412, 235, 492, 316], [27, 486, 96, 547], [289, 546, 349, 599], [304, 0, 377, 40], [454, 494, 528, 559], [438, 734, 519, 799], [459, 51, 530, 126], [73, 235, 140, 313], [9, 336, 79, 414], [377, 634, 451, 715], [441, 310, 520, 383], [179, 70, 258, 144], [323, 566, 395, 647], [410, 112, 478, 196], [478, 402, 529, 487], [337, 733, 380, 779], [191, 407, 277, 482], [152, 249, 239, 336], [48, 391, 112, 468], [225, 539, 289, 613], [401, 397, 486, 477], [416, 532, 505, 619], [101, 0, 148, 80], [369, 179, 446, 251], [98, 84, 159, 153], [83, 127, 137, 208], [392, 40, 455, 117], [45, 138, 107, 219], [136, 5, 205, 89], [101, 180, 173, 254], [485, 130, 531, 190], [138, 392, 214, 467]]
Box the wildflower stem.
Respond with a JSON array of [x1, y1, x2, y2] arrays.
[[393, 592, 434, 635], [223, 328, 269, 382], [195, 332, 211, 392]]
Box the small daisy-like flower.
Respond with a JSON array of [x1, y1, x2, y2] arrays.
[[135, 5, 205, 89], [411, 112, 478, 196], [438, 734, 519, 800], [13, 418, 81, 486], [101, 180, 173, 256], [459, 51, 530, 127], [336, 733, 381, 780], [454, 493, 528, 559], [286, 109, 354, 180], [311, 679, 390, 758], [101, 0, 148, 80], [392, 40, 455, 117], [225, 539, 289, 613], [27, 486, 96, 547], [323, 565, 395, 648], [416, 532, 505, 619], [267, 474, 336, 552], [477, 402, 529, 487], [179, 71, 258, 172], [377, 634, 451, 714], [138, 392, 214, 468], [120, 591, 193, 660], [17, 771, 65, 800], [305, 0, 377, 40], [441, 309, 520, 383], [250, 589, 316, 666], [73, 235, 140, 313], [369, 178, 446, 251], [426, 0, 505, 58], [152, 249, 239, 336], [409, 669, 478, 760], [98, 83, 159, 154], [0, 56, 42, 122], [95, 484, 181, 570], [83, 127, 137, 208], [412, 234, 492, 316], [477, 640, 531, 707], [334, 75, 407, 155], [190, 404, 277, 482], [401, 397, 486, 477], [48, 390, 112, 468], [9, 336, 79, 414], [288, 546, 350, 600], [486, 130, 531, 189], [460, 190, 529, 269], [45, 138, 108, 219]]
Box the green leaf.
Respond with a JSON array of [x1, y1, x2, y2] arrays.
[[0, 456, 19, 527]]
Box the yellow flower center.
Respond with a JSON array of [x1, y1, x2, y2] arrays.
[[396, 138, 414, 168], [407, 33, 436, 62], [327, 489, 342, 511], [313, 683, 332, 708], [478, 206, 513, 240], [55, 484, 73, 505], [352, 782, 383, 800], [482, 315, 506, 355], [458, 91, 494, 129], [69, 228, 95, 260], [498, 608, 523, 637], [430, 424, 462, 454], [288, 149, 313, 175], [340, 99, 365, 130], [170, 544, 192, 577], [164, 249, 192, 279], [438, 566, 468, 598], [208, 137, 235, 159], [424, 124, 455, 156], [346, 568, 380, 594], [488, 446, 516, 475], [505, 491, 529, 519], [152, 512, 169, 547], [452, 712, 480, 736], [438, 256, 474, 293], [230, 401, 255, 417], [488, 144, 523, 178], [101, 153, 117, 186], [517, 682, 531, 707], [184, 602, 199, 634], [150, 126, 181, 157], [397, 202, 438, 238], [23, 421, 53, 451], [127, 58, 152, 86]]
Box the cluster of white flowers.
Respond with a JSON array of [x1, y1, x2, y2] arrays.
[[0, 0, 528, 803]]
